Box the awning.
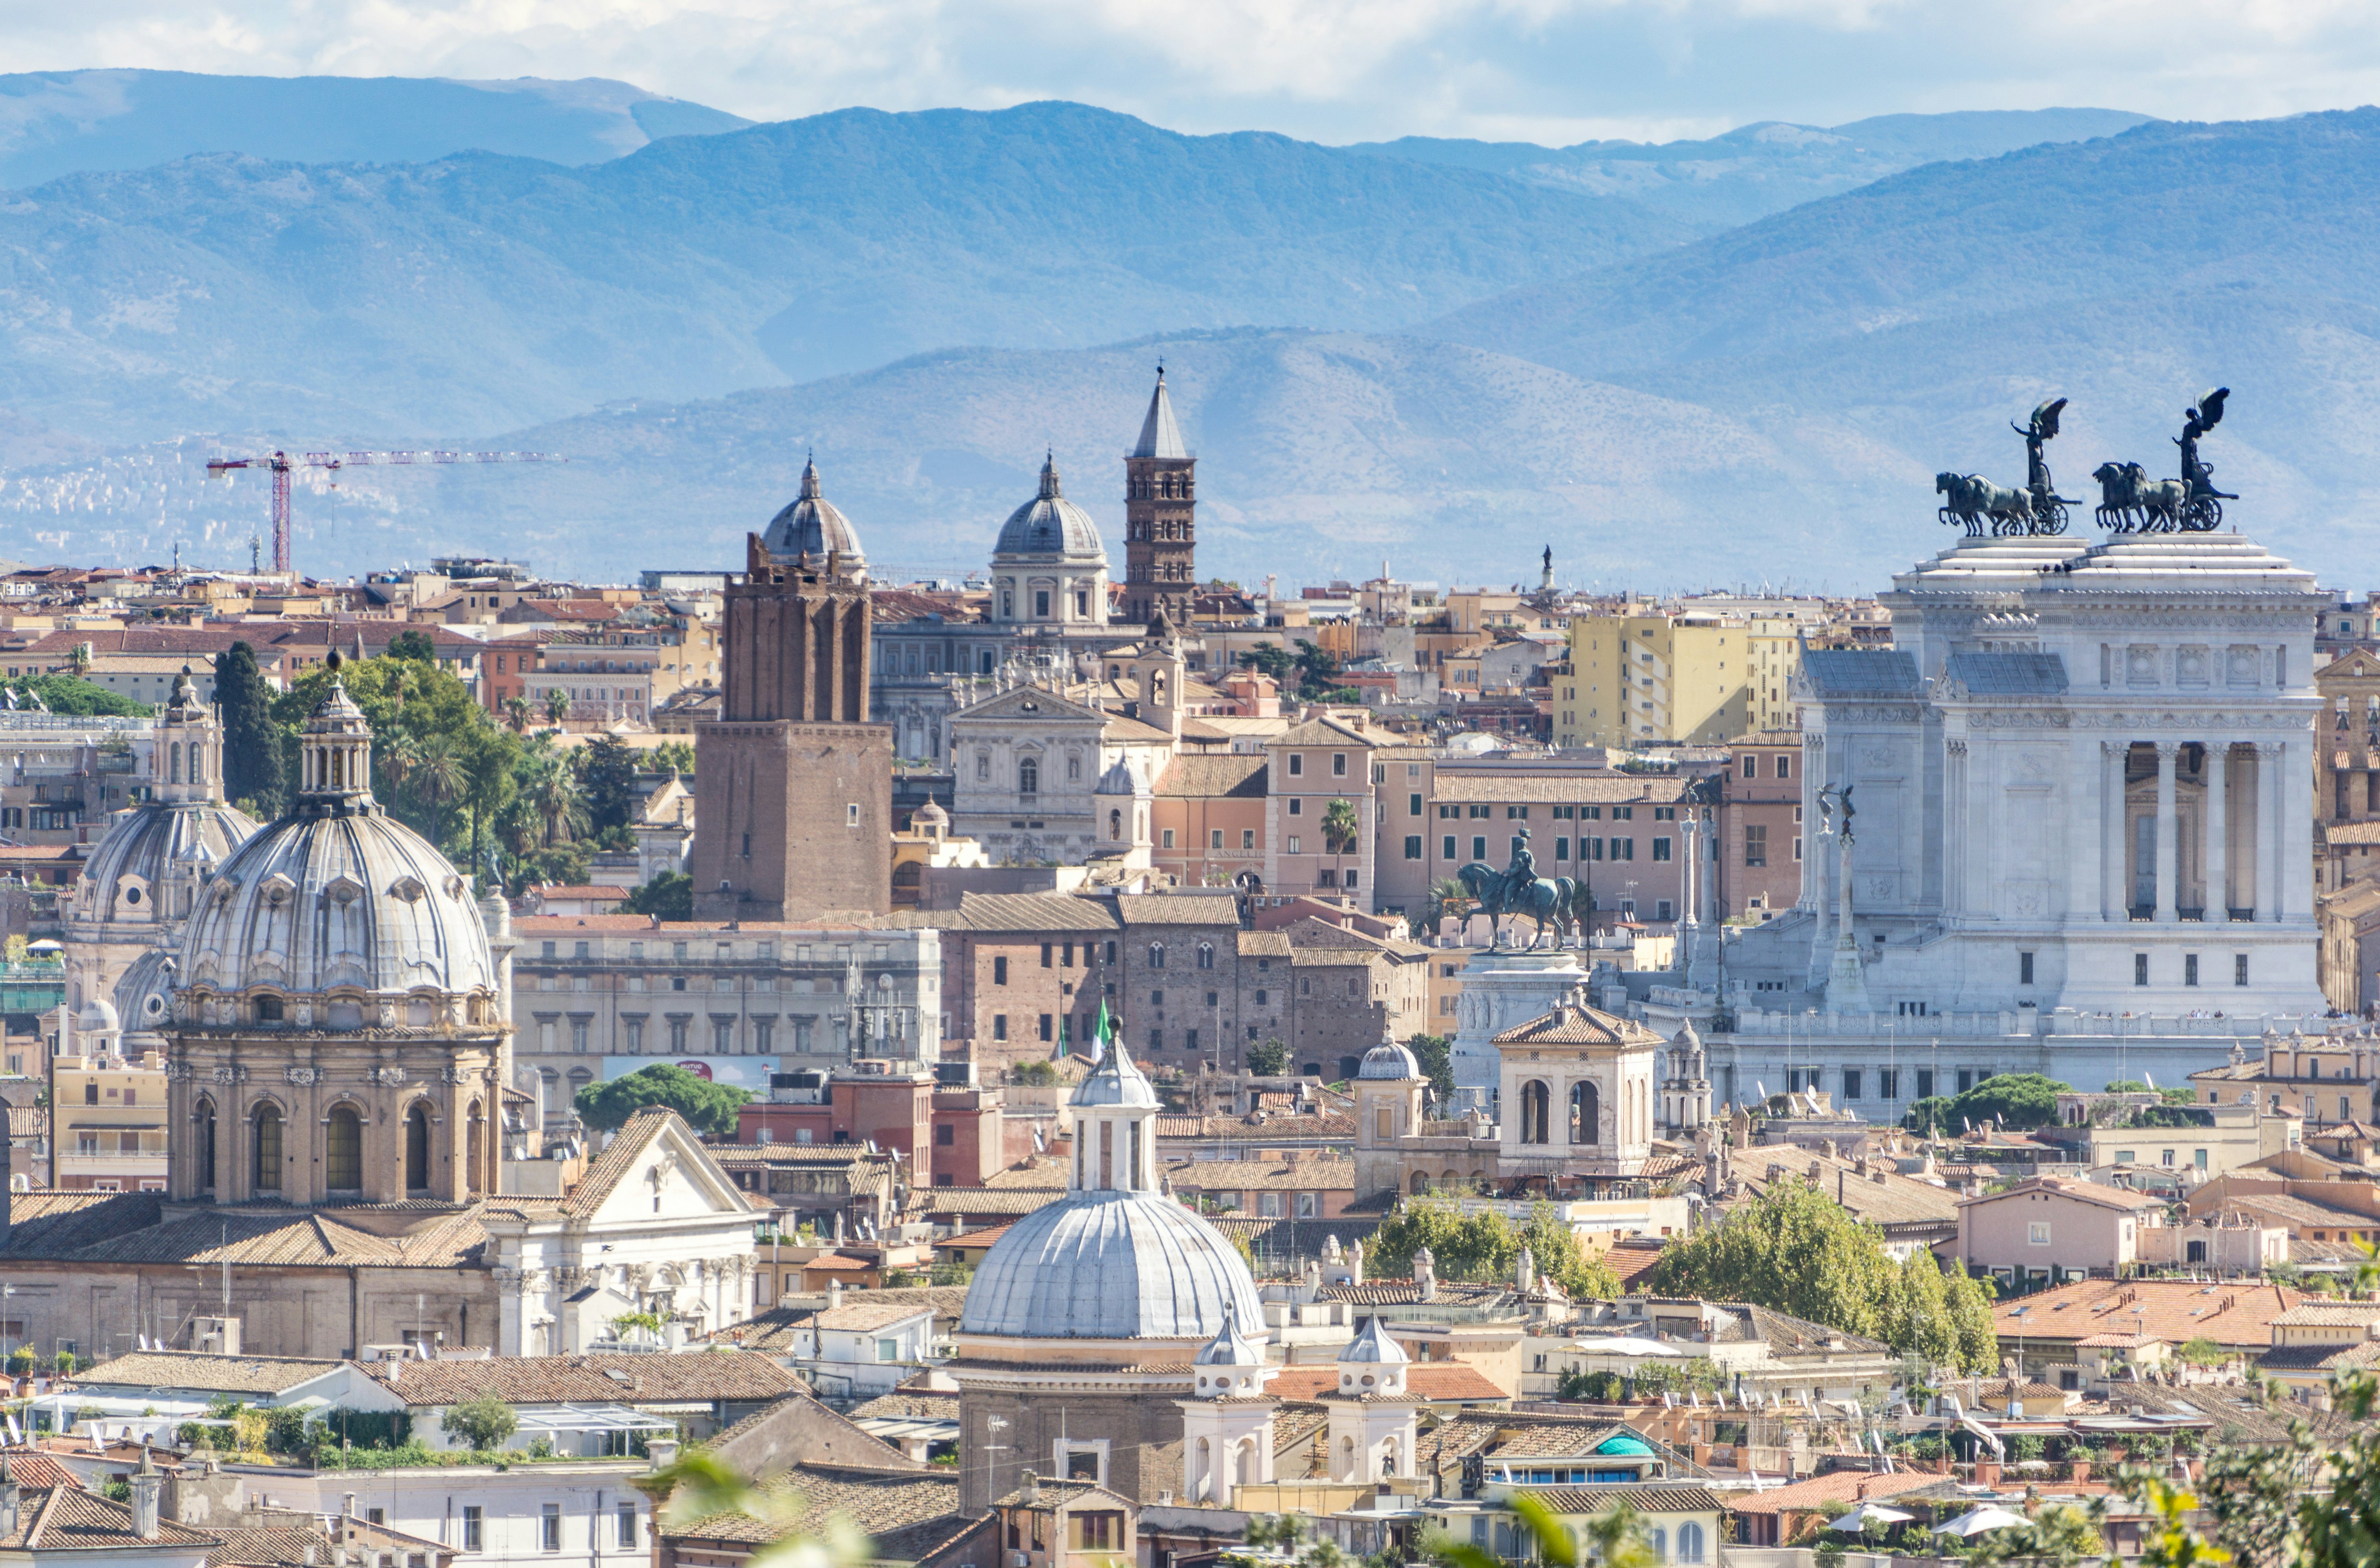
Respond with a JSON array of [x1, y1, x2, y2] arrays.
[[512, 1403, 681, 1436]]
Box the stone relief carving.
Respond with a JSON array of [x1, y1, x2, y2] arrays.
[[283, 1066, 320, 1086]]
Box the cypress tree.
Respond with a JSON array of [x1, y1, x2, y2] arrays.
[[215, 642, 283, 815]]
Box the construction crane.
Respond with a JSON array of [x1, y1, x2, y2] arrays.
[[204, 449, 564, 576]]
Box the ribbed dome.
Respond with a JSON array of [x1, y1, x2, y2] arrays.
[[760, 459, 866, 564], [74, 799, 258, 930], [114, 947, 177, 1033], [1073, 1041, 1157, 1109], [958, 1189, 1262, 1341], [1358, 1042, 1421, 1080], [177, 662, 499, 1022], [994, 455, 1107, 564], [180, 812, 498, 1010]]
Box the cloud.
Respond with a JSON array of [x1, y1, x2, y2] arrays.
[[5, 0, 2380, 143]]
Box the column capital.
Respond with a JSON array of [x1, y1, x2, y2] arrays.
[[2153, 740, 2182, 760], [2257, 739, 2287, 758], [2102, 740, 2129, 758]]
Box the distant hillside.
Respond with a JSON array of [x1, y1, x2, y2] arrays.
[[1421, 109, 2380, 570], [0, 101, 1694, 443], [1348, 108, 2152, 229], [0, 70, 749, 188], [0, 330, 1908, 589]]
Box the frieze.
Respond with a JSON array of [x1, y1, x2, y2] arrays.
[[210, 1066, 245, 1084], [161, 1062, 194, 1081], [284, 1066, 320, 1086]]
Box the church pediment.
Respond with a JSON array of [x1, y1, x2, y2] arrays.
[[952, 684, 1104, 726], [567, 1109, 754, 1228]]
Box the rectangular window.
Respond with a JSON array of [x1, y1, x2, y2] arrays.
[[993, 955, 1008, 985], [1744, 824, 1766, 866], [1242, 829, 1256, 850], [2028, 1221, 2052, 1246], [1211, 829, 1224, 849], [1915, 1068, 1934, 1099], [541, 1504, 562, 1552], [2135, 952, 2150, 986], [1333, 754, 1347, 776], [1613, 837, 1634, 860], [1038, 1014, 1052, 1042], [1443, 835, 1457, 860], [463, 1508, 482, 1551], [1041, 943, 1053, 968], [2185, 953, 2200, 987], [1288, 835, 1301, 854], [1652, 837, 1672, 862], [1878, 1068, 1898, 1099], [2236, 953, 2250, 987], [1554, 836, 1571, 861], [1841, 1069, 1863, 1101], [1472, 835, 1487, 861], [1742, 756, 1755, 778], [1777, 755, 1791, 780], [1288, 754, 1303, 776], [1409, 792, 1423, 816], [2019, 950, 2035, 985], [1958, 1068, 1975, 1094], [993, 1015, 1008, 1041], [1404, 835, 1423, 860], [618, 1505, 638, 1549], [1162, 828, 1175, 848]]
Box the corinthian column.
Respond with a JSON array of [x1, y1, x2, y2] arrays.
[[2153, 742, 2179, 923], [2206, 741, 2230, 921], [2258, 742, 2284, 922]]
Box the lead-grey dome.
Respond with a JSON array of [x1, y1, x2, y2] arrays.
[[994, 455, 1107, 564], [115, 946, 177, 1033], [957, 1189, 1262, 1341], [760, 459, 865, 564], [1358, 1042, 1421, 1080], [74, 798, 258, 931], [176, 662, 500, 1023]]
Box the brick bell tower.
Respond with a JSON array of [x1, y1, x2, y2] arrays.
[[691, 459, 892, 921], [1123, 366, 1196, 629]]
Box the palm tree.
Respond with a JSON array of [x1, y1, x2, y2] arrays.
[[1426, 877, 1472, 934], [528, 754, 587, 847], [505, 695, 531, 733], [411, 738, 465, 846], [380, 732, 422, 802], [1322, 797, 1361, 895], [544, 688, 570, 729]]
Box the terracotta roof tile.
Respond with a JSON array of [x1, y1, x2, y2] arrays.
[[373, 1349, 801, 1407]]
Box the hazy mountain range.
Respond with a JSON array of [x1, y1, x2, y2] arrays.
[[2, 79, 2376, 592]]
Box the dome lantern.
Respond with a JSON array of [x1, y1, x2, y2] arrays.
[[296, 653, 376, 814]]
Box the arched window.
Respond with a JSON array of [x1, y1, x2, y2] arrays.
[[253, 1105, 283, 1192], [1571, 1081, 1599, 1145], [1520, 1080, 1551, 1145], [169, 742, 182, 785], [1411, 1172, 1431, 1195], [196, 1097, 217, 1191], [1148, 943, 1166, 970], [1679, 1524, 1706, 1564], [405, 1104, 431, 1192], [325, 1106, 363, 1192], [192, 744, 204, 784], [1018, 757, 1039, 796], [1235, 1437, 1257, 1485], [1197, 943, 1214, 970], [1649, 1528, 1668, 1563], [1110, 809, 1123, 842]]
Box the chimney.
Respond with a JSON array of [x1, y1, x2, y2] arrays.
[[1024, 1473, 1041, 1505], [342, 1493, 356, 1518], [828, 1279, 844, 1311], [131, 1452, 161, 1541], [647, 1437, 680, 1473]]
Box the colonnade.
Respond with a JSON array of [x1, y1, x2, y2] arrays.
[[2096, 738, 2301, 923]]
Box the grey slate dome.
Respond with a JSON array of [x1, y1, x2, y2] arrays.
[[956, 1187, 1263, 1341], [994, 455, 1108, 564], [177, 663, 500, 1019], [958, 1039, 1257, 1342], [760, 458, 865, 565], [77, 797, 257, 929], [1358, 1042, 1421, 1080], [114, 947, 177, 1032]]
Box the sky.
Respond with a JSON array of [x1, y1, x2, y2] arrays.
[[6, 0, 2380, 145]]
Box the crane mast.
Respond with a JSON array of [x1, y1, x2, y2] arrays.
[[205, 448, 563, 575]]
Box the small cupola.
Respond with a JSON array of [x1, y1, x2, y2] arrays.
[[296, 651, 376, 815]]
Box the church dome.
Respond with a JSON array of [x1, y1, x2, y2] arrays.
[[176, 660, 500, 1025], [760, 458, 865, 565], [958, 1189, 1262, 1341], [994, 456, 1107, 564], [114, 947, 177, 1033], [1358, 1042, 1421, 1080], [959, 1042, 1255, 1342], [74, 799, 258, 930]]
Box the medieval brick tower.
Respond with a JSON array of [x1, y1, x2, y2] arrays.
[[691, 460, 892, 921], [1123, 368, 1196, 630]]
